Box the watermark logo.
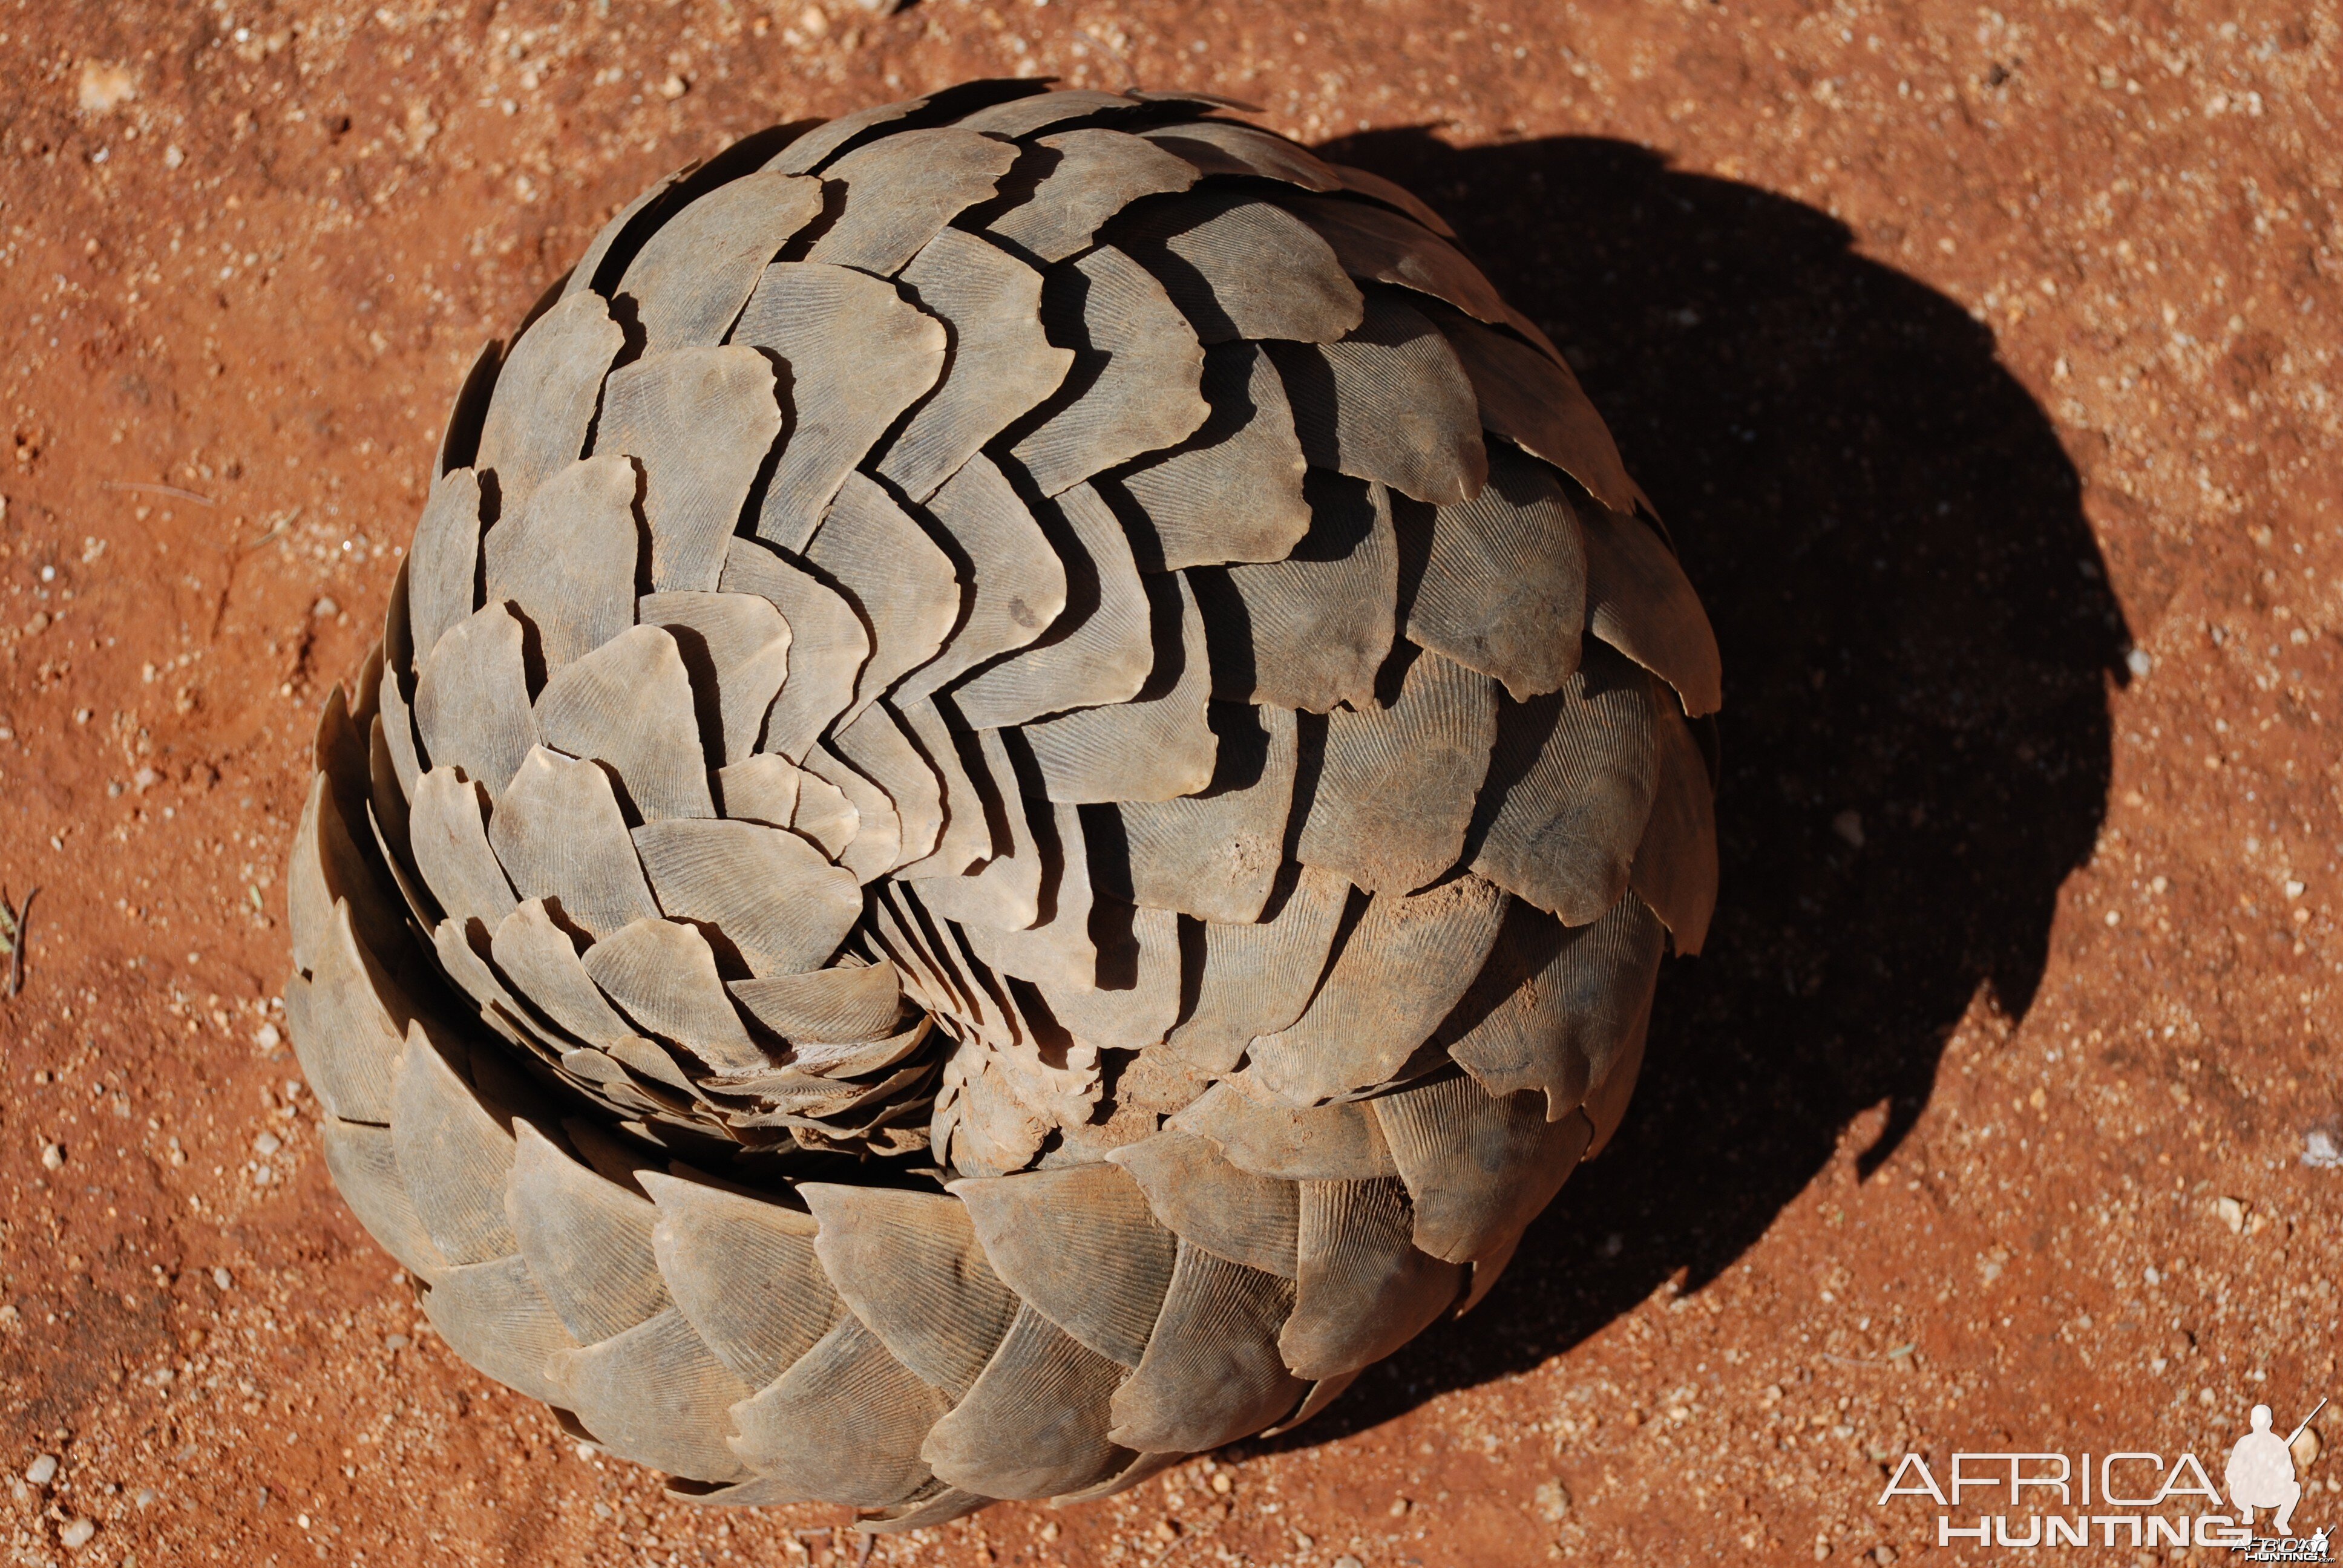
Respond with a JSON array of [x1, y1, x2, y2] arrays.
[[1876, 1397, 2328, 1560], [2232, 1403, 2318, 1539]]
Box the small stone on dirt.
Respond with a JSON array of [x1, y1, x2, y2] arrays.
[[76, 62, 135, 113]]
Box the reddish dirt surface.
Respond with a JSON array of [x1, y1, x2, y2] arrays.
[[3, 1, 2340, 1564]]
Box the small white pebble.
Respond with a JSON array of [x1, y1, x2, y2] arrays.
[[253, 1166, 274, 1186], [134, 1487, 158, 1508], [40, 1143, 65, 1171], [385, 1333, 409, 1351], [298, 1513, 311, 1529], [312, 596, 338, 618], [575, 1443, 597, 1461], [60, 1518, 96, 1549], [212, 1267, 233, 1290], [254, 1131, 283, 1157], [2126, 648, 2152, 677], [25, 1454, 59, 1486], [255, 1023, 282, 1050]]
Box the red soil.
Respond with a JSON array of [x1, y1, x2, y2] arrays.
[[2, 1, 2338, 1564]]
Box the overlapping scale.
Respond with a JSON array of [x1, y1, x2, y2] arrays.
[[287, 83, 1716, 1536]]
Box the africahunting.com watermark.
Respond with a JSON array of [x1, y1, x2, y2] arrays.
[[1878, 1399, 2329, 1560]]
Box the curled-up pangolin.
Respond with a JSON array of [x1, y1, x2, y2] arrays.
[[288, 78, 1720, 1532]]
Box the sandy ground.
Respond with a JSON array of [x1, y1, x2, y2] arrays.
[[2, 0, 2340, 1564]]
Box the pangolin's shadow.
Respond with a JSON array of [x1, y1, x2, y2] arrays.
[[1250, 132, 2126, 1449]]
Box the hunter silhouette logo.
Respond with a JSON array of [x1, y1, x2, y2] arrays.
[[2223, 1399, 2333, 1561], [2227, 1402, 2321, 1537]]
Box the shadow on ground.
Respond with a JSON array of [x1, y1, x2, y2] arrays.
[[1256, 132, 2130, 1448]]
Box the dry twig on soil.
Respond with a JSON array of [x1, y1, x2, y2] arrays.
[[101, 479, 217, 506], [0, 884, 38, 998]]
